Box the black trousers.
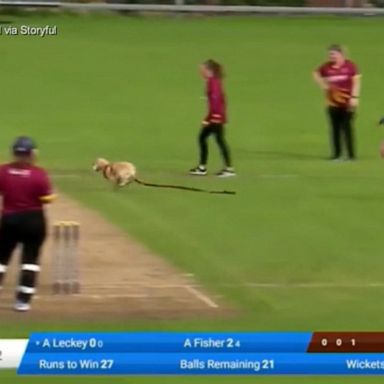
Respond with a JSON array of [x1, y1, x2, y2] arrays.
[[198, 123, 232, 167], [327, 107, 356, 159], [0, 210, 46, 303]]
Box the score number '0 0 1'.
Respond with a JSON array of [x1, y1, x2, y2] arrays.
[[321, 338, 356, 347]]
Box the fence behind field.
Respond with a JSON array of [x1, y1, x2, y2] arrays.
[[0, 0, 384, 15]]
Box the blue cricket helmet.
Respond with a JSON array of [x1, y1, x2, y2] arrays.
[[12, 136, 37, 155]]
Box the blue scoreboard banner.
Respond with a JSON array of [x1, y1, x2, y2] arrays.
[[1, 332, 384, 375]]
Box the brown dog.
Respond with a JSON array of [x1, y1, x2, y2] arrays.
[[92, 158, 136, 187], [93, 157, 235, 195]]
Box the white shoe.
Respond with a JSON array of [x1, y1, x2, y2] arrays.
[[14, 301, 31, 312], [189, 166, 207, 176], [216, 168, 236, 177]]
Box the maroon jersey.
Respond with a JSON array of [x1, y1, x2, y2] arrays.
[[318, 60, 359, 107], [204, 76, 227, 124], [0, 162, 53, 215]]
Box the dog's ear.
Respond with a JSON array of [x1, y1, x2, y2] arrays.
[[99, 158, 109, 166], [93, 158, 109, 172]]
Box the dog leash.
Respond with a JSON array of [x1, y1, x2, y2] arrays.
[[134, 179, 236, 195]]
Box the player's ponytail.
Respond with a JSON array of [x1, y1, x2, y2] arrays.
[[205, 59, 224, 79]]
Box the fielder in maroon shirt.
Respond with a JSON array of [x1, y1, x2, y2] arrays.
[[189, 60, 235, 177], [313, 44, 361, 160], [0, 136, 55, 312]]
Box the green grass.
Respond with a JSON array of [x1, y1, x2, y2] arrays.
[[1, 13, 384, 383]]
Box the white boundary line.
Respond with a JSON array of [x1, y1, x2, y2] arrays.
[[184, 285, 219, 309], [84, 283, 221, 309], [24, 282, 220, 309]]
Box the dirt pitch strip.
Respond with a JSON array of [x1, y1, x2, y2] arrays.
[[0, 195, 226, 320]]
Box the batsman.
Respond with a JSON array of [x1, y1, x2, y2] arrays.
[[0, 137, 55, 312]]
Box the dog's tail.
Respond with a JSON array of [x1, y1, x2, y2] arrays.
[[134, 178, 236, 195]]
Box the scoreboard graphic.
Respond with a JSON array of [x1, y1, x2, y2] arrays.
[[1, 332, 384, 375]]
